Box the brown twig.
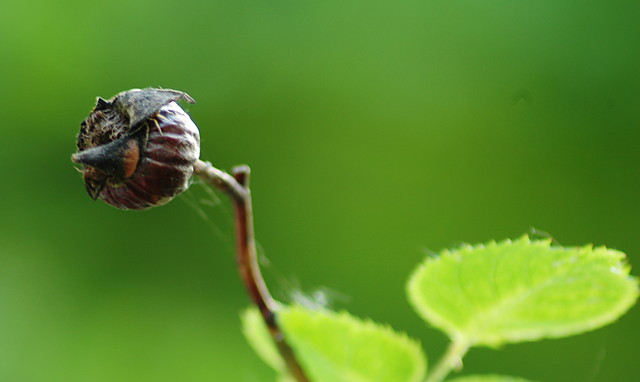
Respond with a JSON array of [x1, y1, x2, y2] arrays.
[[193, 159, 309, 382]]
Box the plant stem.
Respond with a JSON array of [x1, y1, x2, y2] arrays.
[[425, 337, 470, 382], [193, 160, 310, 382]]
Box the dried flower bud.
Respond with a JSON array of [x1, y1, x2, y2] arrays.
[[72, 88, 200, 210]]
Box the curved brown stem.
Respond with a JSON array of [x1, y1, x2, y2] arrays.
[[193, 160, 309, 382]]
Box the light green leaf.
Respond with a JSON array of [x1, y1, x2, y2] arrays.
[[241, 307, 285, 373], [446, 375, 535, 382], [407, 236, 638, 347], [279, 306, 427, 382], [277, 375, 297, 382]]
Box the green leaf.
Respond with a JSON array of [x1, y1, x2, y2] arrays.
[[277, 375, 297, 382], [241, 307, 285, 373], [446, 375, 535, 382], [407, 236, 639, 347], [279, 306, 427, 382]]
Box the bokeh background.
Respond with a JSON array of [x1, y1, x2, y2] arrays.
[[1, 0, 639, 381]]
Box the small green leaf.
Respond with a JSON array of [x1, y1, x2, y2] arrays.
[[446, 375, 535, 382], [407, 236, 638, 347], [279, 306, 427, 382], [277, 375, 297, 382], [241, 307, 285, 373]]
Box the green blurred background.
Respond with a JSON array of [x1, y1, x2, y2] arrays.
[[1, 0, 639, 381]]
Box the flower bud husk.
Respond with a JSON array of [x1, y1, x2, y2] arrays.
[[73, 88, 200, 210]]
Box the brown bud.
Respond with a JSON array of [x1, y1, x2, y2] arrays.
[[72, 88, 200, 210]]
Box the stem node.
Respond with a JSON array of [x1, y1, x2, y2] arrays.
[[193, 160, 309, 382]]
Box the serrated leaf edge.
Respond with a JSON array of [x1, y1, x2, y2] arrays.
[[280, 306, 428, 382], [407, 236, 639, 346], [241, 307, 286, 373]]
